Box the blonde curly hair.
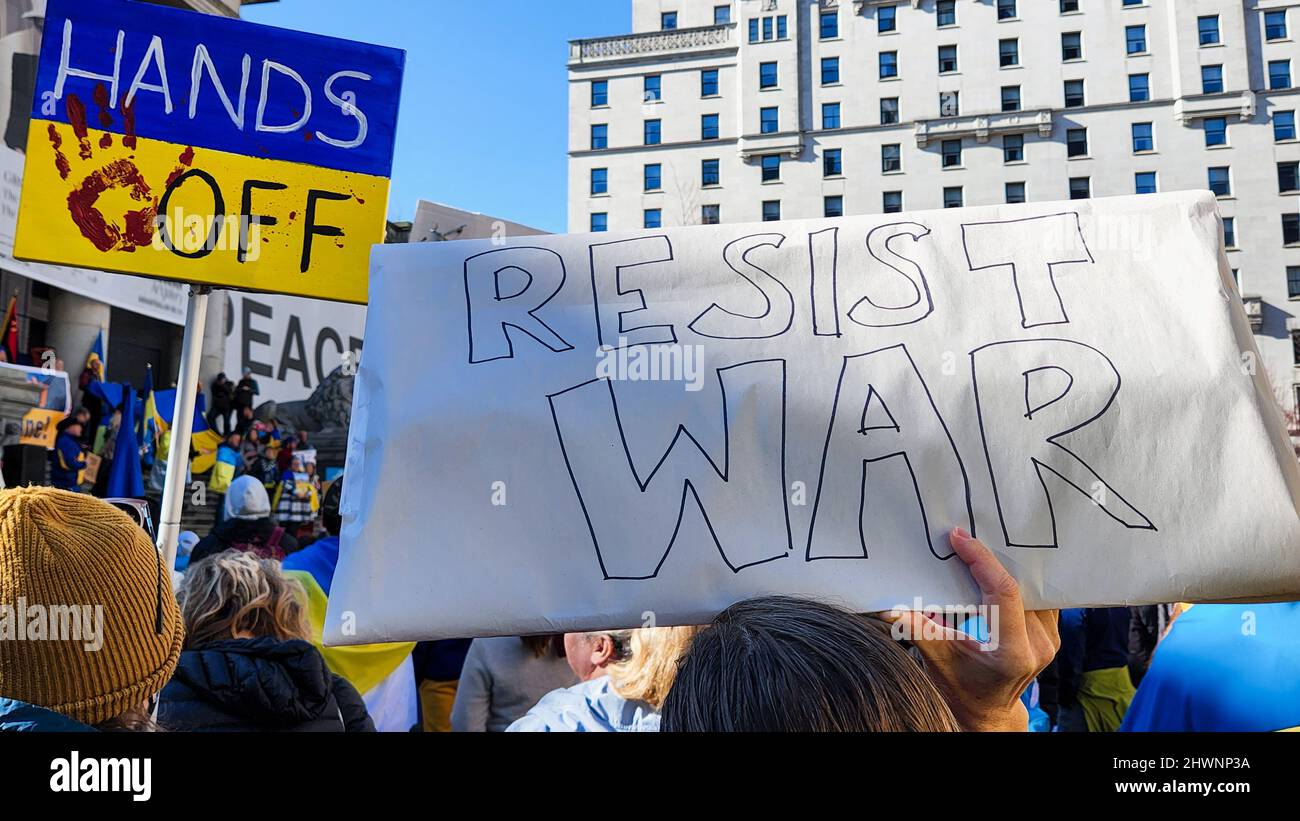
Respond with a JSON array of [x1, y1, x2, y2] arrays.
[[178, 550, 310, 647]]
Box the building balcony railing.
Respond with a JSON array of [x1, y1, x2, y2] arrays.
[[569, 24, 735, 66], [1173, 90, 1255, 125], [854, 0, 922, 10], [1243, 295, 1263, 333], [915, 109, 1053, 147], [739, 133, 803, 160]]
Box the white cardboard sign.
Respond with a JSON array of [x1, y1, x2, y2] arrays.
[[327, 191, 1300, 643]]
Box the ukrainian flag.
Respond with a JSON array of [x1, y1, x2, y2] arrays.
[[284, 542, 417, 732], [85, 329, 105, 382]]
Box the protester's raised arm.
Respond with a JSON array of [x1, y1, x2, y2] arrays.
[[880, 528, 1060, 732]]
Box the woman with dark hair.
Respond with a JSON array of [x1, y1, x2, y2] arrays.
[[450, 635, 578, 732], [662, 528, 1060, 732]]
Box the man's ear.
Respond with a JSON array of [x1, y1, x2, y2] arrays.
[[591, 634, 616, 667]]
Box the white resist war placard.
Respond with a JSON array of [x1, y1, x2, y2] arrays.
[[327, 191, 1300, 643]]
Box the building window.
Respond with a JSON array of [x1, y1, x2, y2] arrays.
[[702, 158, 720, 187], [824, 195, 844, 218], [1005, 182, 1026, 204], [763, 16, 774, 40], [1132, 122, 1154, 152], [1129, 73, 1150, 102], [1287, 265, 1300, 298], [998, 0, 1017, 20], [1293, 332, 1300, 365], [1270, 60, 1292, 90], [749, 18, 759, 42], [937, 0, 956, 28], [1069, 177, 1091, 200], [941, 139, 962, 168], [591, 212, 607, 232], [1126, 25, 1147, 55], [714, 5, 731, 26], [1061, 32, 1082, 61], [1280, 161, 1299, 193], [701, 69, 720, 97], [1275, 111, 1296, 141], [1064, 79, 1085, 108], [661, 12, 677, 31], [824, 148, 842, 177], [1066, 127, 1089, 158], [1285, 213, 1300, 244], [1001, 86, 1021, 112], [591, 80, 608, 108], [881, 97, 899, 124], [590, 168, 608, 196], [939, 91, 960, 117], [760, 61, 778, 89], [702, 204, 721, 225], [752, 15, 788, 41], [822, 102, 841, 130], [1060, 0, 1079, 12], [883, 191, 903, 213], [777, 16, 787, 39], [702, 114, 719, 140], [762, 200, 781, 222], [882, 143, 902, 173], [644, 163, 661, 192], [1003, 133, 1024, 163], [821, 57, 841, 85], [644, 119, 661, 145], [1000, 38, 1019, 67], [938, 45, 958, 74], [1135, 172, 1157, 194], [1279, 213, 1300, 245], [879, 6, 897, 33], [591, 124, 608, 150], [943, 186, 963, 208], [643, 75, 661, 103], [644, 208, 662, 228], [1205, 117, 1227, 147], [1202, 65, 1224, 94], [1266, 10, 1288, 41], [1198, 15, 1220, 46], [820, 10, 839, 40], [1208, 166, 1231, 196], [1223, 217, 1236, 248], [761, 106, 779, 134], [761, 154, 781, 182], [880, 51, 899, 79], [1122, 0, 1142, 5]]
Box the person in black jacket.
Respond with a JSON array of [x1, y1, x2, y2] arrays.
[[207, 373, 235, 436], [190, 475, 299, 563], [159, 550, 373, 732]]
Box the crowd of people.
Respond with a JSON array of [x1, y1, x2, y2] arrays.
[[1, 481, 1296, 733]]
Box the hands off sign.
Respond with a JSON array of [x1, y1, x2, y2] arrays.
[[13, 0, 403, 303], [330, 192, 1300, 643]]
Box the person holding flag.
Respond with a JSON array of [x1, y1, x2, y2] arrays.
[[78, 329, 107, 447], [0, 291, 19, 364]]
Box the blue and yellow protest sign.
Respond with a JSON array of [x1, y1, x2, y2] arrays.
[[13, 0, 404, 304]]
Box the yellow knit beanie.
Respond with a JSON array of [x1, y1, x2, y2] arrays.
[[0, 487, 183, 726]]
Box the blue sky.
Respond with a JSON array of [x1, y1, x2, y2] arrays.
[[243, 0, 629, 233]]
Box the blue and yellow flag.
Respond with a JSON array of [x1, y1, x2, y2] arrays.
[[85, 329, 105, 382]]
